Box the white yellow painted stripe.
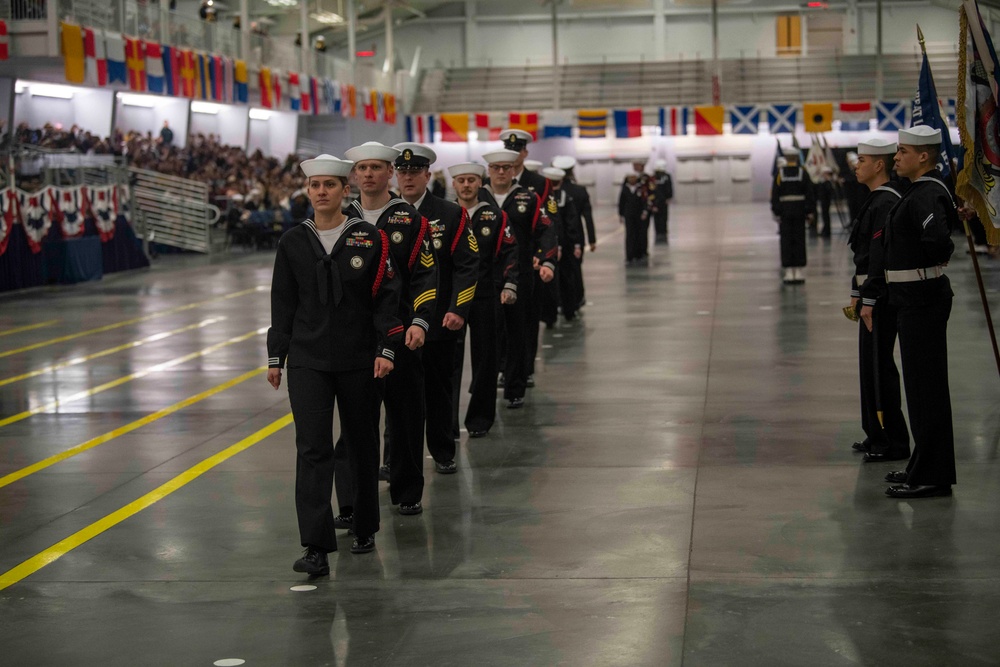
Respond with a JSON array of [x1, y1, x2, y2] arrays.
[[0, 317, 226, 388], [0, 328, 266, 429], [0, 413, 293, 592], [0, 320, 59, 338], [0, 286, 265, 360], [0, 366, 266, 489]]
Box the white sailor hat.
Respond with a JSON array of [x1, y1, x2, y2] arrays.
[[781, 147, 800, 158], [552, 155, 577, 170], [344, 141, 400, 163], [448, 162, 486, 179], [857, 138, 897, 155], [898, 125, 942, 146], [541, 167, 566, 181], [300, 153, 354, 178], [523, 159, 543, 172], [392, 142, 436, 168], [776, 157, 789, 168], [654, 159, 668, 171], [482, 149, 520, 164], [499, 129, 533, 149]]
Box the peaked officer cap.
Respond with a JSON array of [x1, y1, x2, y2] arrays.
[[499, 128, 533, 150], [552, 155, 577, 170], [392, 142, 437, 167]]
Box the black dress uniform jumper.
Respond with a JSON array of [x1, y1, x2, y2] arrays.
[[453, 201, 520, 433], [481, 185, 557, 401], [562, 179, 595, 306], [416, 191, 479, 464], [619, 178, 650, 262], [770, 165, 816, 268], [543, 187, 584, 322], [850, 180, 910, 457], [267, 219, 403, 552], [651, 171, 674, 241], [882, 170, 958, 486], [334, 197, 438, 512]]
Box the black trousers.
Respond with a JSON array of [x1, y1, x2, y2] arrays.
[[501, 274, 533, 400], [653, 207, 668, 238], [538, 266, 559, 326], [287, 365, 380, 551], [423, 338, 457, 464], [858, 301, 910, 456], [334, 345, 425, 510], [897, 294, 957, 486], [624, 215, 649, 261], [778, 215, 807, 268], [527, 273, 543, 378], [819, 200, 832, 237], [559, 250, 582, 319], [460, 296, 499, 432]]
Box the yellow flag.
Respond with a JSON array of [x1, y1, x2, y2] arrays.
[[61, 22, 86, 84], [804, 102, 833, 132]]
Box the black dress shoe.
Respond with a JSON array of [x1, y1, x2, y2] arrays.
[[351, 535, 376, 554], [468, 429, 488, 438], [434, 460, 457, 474], [378, 465, 390, 482], [851, 440, 871, 452], [333, 513, 353, 530], [507, 397, 524, 409], [293, 547, 330, 575], [885, 484, 953, 498], [885, 470, 908, 484], [863, 452, 910, 463], [398, 502, 423, 515]]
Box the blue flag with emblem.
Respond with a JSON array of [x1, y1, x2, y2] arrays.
[[911, 52, 956, 177]]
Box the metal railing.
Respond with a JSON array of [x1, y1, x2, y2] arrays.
[[414, 49, 961, 113], [129, 167, 220, 254], [0, 0, 47, 20]]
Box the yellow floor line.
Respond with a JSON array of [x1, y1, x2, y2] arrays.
[[0, 367, 266, 490], [0, 328, 266, 429], [0, 317, 226, 388], [0, 286, 265, 359], [0, 320, 60, 338], [0, 413, 293, 592]]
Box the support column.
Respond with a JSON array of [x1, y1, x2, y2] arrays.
[[653, 0, 666, 61], [239, 0, 250, 62], [464, 0, 476, 67], [347, 0, 357, 67], [711, 0, 721, 105], [551, 0, 560, 109], [875, 0, 883, 99], [300, 0, 311, 76], [844, 0, 859, 55], [384, 2, 395, 75]]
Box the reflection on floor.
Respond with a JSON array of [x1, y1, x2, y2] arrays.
[[1, 204, 999, 666]]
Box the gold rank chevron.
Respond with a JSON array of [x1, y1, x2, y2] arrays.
[[420, 252, 435, 268], [413, 289, 437, 309], [456, 285, 476, 306], [468, 234, 480, 253]]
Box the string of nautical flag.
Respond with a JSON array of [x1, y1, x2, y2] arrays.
[[58, 22, 397, 123], [405, 101, 958, 142]]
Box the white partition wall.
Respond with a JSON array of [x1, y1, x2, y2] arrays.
[[248, 110, 299, 159], [13, 82, 114, 138], [114, 93, 190, 149], [189, 103, 249, 149]]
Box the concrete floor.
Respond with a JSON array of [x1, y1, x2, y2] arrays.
[[2, 203, 999, 666]]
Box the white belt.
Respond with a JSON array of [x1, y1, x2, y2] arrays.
[[885, 266, 945, 283], [779, 195, 806, 202], [855, 274, 868, 284]]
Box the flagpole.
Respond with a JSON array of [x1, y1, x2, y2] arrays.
[[920, 20, 1000, 377]]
